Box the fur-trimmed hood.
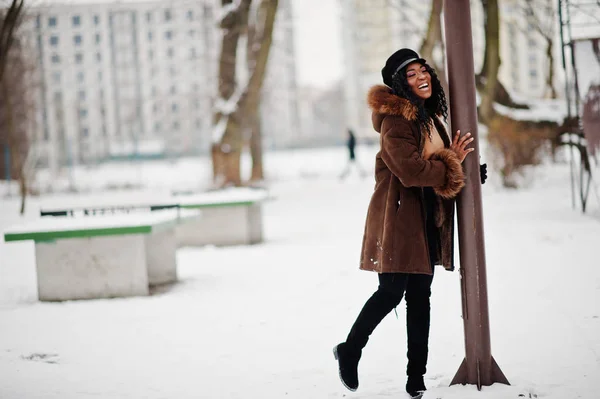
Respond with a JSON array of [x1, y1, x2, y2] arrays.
[[368, 84, 442, 134], [368, 85, 418, 121]]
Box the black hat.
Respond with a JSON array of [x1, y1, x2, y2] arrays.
[[381, 48, 426, 87]]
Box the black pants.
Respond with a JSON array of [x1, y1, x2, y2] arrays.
[[345, 270, 434, 377], [345, 188, 437, 377]]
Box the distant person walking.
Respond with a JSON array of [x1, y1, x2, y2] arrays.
[[339, 128, 367, 179], [333, 48, 486, 398]]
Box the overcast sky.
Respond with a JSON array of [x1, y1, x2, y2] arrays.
[[291, 0, 343, 89]]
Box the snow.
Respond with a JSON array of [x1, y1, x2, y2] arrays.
[[177, 187, 269, 206], [1, 145, 600, 399], [216, 0, 242, 24], [493, 99, 567, 123], [212, 115, 229, 144], [3, 210, 180, 236]]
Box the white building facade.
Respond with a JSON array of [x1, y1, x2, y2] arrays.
[[21, 0, 298, 174]]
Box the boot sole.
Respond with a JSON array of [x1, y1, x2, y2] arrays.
[[333, 345, 358, 392]]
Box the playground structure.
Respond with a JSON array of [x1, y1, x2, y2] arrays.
[[557, 0, 600, 212]]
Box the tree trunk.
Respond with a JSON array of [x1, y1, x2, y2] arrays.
[[2, 77, 26, 214], [419, 0, 443, 62], [212, 0, 251, 185], [479, 0, 489, 78], [545, 36, 557, 99], [479, 0, 501, 123], [0, 0, 25, 83], [249, 111, 263, 181], [246, 0, 278, 183]]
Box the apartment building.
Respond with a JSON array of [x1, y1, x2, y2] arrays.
[[19, 0, 298, 174]]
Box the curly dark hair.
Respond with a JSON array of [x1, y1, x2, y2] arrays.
[[390, 62, 448, 139]]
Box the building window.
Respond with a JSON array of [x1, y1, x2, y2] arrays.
[[170, 85, 176, 94], [94, 15, 100, 25], [52, 71, 61, 84], [54, 91, 62, 102], [165, 30, 173, 40], [75, 53, 83, 64], [154, 122, 161, 132], [151, 86, 157, 96], [77, 71, 85, 83], [78, 90, 86, 101], [148, 49, 154, 60], [49, 17, 57, 27], [146, 11, 152, 22], [186, 10, 193, 20], [79, 108, 88, 118], [72, 16, 81, 26], [95, 33, 101, 44], [169, 66, 176, 76], [148, 31, 153, 41], [74, 34, 82, 45], [167, 47, 174, 58], [49, 35, 59, 46], [51, 54, 60, 64], [165, 9, 172, 21], [81, 127, 89, 137], [189, 48, 196, 59], [98, 70, 103, 81], [188, 29, 195, 38], [529, 69, 538, 78], [171, 103, 178, 112], [172, 121, 180, 130], [96, 52, 102, 62], [99, 88, 104, 99]]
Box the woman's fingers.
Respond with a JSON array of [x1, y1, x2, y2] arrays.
[[453, 130, 461, 145]]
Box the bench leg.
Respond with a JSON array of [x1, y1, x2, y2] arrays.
[[34, 235, 149, 301], [176, 205, 264, 247], [145, 227, 177, 286]]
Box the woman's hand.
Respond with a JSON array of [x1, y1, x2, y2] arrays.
[[450, 130, 475, 163]]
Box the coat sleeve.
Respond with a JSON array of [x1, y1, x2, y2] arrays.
[[380, 117, 465, 199]]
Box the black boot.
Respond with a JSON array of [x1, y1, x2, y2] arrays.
[[334, 286, 402, 391], [404, 272, 433, 399], [406, 375, 426, 398], [332, 343, 360, 391]]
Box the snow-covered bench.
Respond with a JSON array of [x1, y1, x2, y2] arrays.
[[175, 188, 268, 247], [39, 188, 269, 247], [3, 211, 183, 301]]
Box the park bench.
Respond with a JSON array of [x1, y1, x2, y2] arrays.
[[39, 188, 269, 247], [3, 211, 184, 301]]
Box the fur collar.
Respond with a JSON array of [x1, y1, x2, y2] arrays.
[[367, 85, 418, 121]]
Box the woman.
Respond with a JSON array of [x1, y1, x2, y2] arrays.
[[333, 48, 476, 398]]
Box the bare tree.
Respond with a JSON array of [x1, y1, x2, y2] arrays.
[[518, 0, 558, 99], [479, 0, 501, 123], [0, 0, 34, 214], [212, 0, 279, 187], [418, 0, 448, 93], [247, 0, 278, 182]]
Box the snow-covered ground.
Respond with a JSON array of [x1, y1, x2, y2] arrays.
[[1, 145, 599, 399]]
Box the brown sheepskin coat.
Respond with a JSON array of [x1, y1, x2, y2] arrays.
[[359, 85, 466, 275]]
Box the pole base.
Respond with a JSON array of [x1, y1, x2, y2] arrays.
[[450, 356, 510, 390]]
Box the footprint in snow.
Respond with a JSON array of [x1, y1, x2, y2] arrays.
[[21, 352, 60, 364]]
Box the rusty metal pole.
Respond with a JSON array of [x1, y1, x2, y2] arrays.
[[442, 0, 509, 390]]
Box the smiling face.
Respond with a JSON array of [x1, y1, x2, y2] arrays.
[[405, 62, 432, 100]]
